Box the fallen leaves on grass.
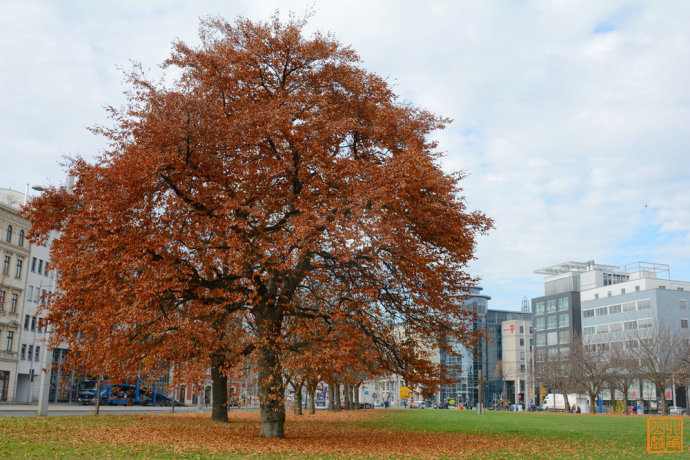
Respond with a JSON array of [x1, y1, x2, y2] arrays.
[[0, 411, 653, 458], [71, 411, 604, 458]]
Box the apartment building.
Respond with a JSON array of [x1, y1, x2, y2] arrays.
[[0, 188, 30, 402]]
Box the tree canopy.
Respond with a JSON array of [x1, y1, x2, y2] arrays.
[[25, 14, 492, 438]]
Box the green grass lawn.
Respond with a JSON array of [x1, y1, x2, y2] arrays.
[[0, 410, 688, 458], [366, 409, 689, 458]]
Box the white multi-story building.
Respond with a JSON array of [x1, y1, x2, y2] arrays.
[[14, 233, 55, 403], [534, 260, 690, 407], [0, 188, 31, 402]]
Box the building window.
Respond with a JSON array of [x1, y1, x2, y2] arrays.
[[558, 313, 569, 328], [31, 316, 36, 331], [622, 302, 636, 312], [37, 260, 43, 275], [5, 331, 13, 351], [20, 344, 26, 360], [595, 306, 608, 316], [10, 294, 18, 313], [0, 290, 5, 310], [535, 302, 545, 315], [682, 319, 688, 329], [557, 297, 568, 311], [637, 299, 651, 310], [624, 339, 638, 350], [535, 317, 545, 331], [18, 230, 24, 247], [2, 255, 9, 275], [519, 325, 524, 333], [624, 320, 638, 331], [635, 285, 640, 292], [559, 330, 570, 344], [607, 291, 612, 297], [547, 316, 558, 329], [34, 346, 40, 361], [31, 257, 36, 272], [609, 304, 622, 314], [520, 338, 525, 346], [638, 318, 653, 329], [583, 309, 594, 318], [584, 326, 595, 336], [609, 322, 623, 332], [621, 288, 625, 295], [28, 345, 33, 359], [535, 333, 545, 346], [5, 225, 12, 242], [520, 364, 525, 372], [594, 293, 599, 300], [547, 300, 557, 313], [547, 331, 558, 346], [27, 286, 33, 301], [15, 259, 22, 278], [24, 314, 30, 329], [680, 300, 687, 310], [596, 324, 609, 334]]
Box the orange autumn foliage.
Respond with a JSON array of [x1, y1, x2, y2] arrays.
[[23, 14, 492, 438]]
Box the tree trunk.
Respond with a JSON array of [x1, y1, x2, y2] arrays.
[[309, 387, 316, 414], [562, 392, 571, 413], [255, 308, 286, 438], [354, 384, 360, 409], [94, 376, 102, 415], [589, 395, 596, 414], [327, 383, 335, 411], [211, 353, 229, 422], [658, 382, 668, 415], [294, 381, 303, 415], [334, 383, 342, 411], [344, 384, 351, 410], [622, 384, 629, 413]]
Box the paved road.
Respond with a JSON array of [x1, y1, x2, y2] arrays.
[[0, 403, 212, 418]]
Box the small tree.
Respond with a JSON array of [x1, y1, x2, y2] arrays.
[[635, 321, 690, 415], [535, 352, 577, 412], [572, 337, 611, 413], [607, 342, 641, 413]]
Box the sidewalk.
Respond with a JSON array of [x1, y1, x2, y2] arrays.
[[0, 403, 209, 413]]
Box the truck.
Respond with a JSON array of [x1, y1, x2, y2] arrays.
[[77, 380, 179, 406], [540, 393, 590, 412]]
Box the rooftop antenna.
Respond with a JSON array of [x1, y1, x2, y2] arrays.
[[521, 296, 530, 313]]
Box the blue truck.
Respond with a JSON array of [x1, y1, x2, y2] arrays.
[[76, 380, 180, 406]]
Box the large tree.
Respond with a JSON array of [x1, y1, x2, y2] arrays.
[[25, 15, 491, 438]]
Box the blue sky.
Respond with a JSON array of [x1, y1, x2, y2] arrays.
[[1, 0, 689, 310]]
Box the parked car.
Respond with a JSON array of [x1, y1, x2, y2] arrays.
[[153, 394, 183, 407], [358, 402, 374, 409], [668, 406, 687, 415]]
